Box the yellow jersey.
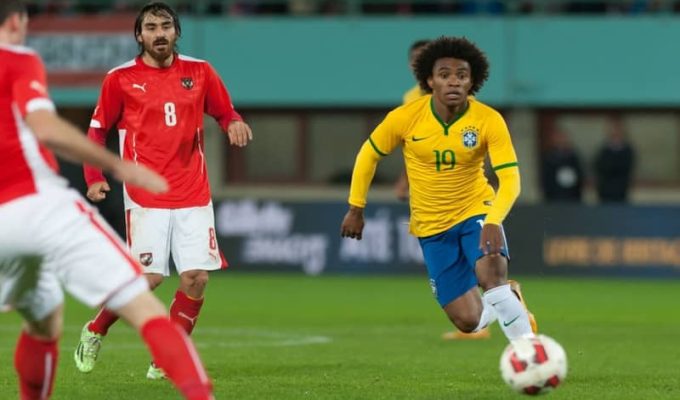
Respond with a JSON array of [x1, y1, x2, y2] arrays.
[[349, 95, 519, 237]]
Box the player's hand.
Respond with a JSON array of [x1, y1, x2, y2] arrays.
[[227, 120, 253, 147], [86, 181, 111, 202], [340, 206, 365, 240], [479, 223, 504, 257], [111, 161, 169, 195]]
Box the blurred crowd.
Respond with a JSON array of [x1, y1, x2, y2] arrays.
[[24, 0, 680, 16], [541, 116, 636, 204]]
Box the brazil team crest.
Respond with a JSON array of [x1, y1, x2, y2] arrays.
[[462, 126, 480, 148], [181, 77, 194, 90]]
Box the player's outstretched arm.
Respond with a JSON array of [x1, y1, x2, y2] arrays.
[[25, 109, 168, 195], [480, 167, 520, 255]]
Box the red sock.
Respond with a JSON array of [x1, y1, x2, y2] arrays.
[[170, 290, 204, 335], [88, 308, 120, 336], [141, 317, 213, 400], [14, 331, 58, 400]]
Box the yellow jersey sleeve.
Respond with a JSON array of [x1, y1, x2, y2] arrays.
[[485, 111, 521, 225], [367, 110, 405, 157], [347, 142, 381, 208], [486, 111, 518, 170], [348, 111, 405, 207], [485, 167, 520, 225]]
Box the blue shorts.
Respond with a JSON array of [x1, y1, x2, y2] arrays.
[[418, 215, 509, 307]]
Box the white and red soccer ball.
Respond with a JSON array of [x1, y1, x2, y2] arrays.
[[499, 334, 568, 395]]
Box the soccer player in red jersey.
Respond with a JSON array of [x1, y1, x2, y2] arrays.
[[74, 1, 253, 379], [0, 1, 215, 399]]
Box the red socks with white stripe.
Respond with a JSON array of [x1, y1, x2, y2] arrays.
[[88, 307, 120, 336], [14, 331, 58, 400], [89, 290, 204, 338], [141, 317, 213, 400], [170, 290, 204, 335]]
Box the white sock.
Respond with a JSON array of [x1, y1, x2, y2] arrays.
[[473, 295, 498, 332], [483, 284, 534, 340]]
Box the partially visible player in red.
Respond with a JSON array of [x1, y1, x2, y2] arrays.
[[0, 1, 214, 399], [74, 1, 253, 379]]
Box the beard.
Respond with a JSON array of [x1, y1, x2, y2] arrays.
[[143, 38, 175, 63]]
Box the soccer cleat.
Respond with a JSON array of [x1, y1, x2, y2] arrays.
[[146, 362, 166, 380], [442, 326, 491, 340], [74, 323, 103, 373], [508, 279, 538, 334]]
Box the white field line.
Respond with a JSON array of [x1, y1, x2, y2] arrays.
[[0, 325, 332, 349]]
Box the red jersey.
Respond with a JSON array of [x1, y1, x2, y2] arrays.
[[0, 45, 64, 205], [84, 54, 242, 209]]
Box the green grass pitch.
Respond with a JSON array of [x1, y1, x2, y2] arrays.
[[1, 274, 678, 399]]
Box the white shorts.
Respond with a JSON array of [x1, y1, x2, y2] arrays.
[[0, 187, 148, 321], [126, 203, 225, 276]]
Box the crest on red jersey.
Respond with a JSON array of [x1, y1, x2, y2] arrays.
[[139, 252, 153, 266], [181, 77, 194, 90]]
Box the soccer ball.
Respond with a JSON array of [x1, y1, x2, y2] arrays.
[[499, 334, 567, 395]]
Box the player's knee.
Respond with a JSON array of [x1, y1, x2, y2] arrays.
[[454, 319, 480, 333], [25, 306, 63, 340], [181, 270, 209, 289], [449, 312, 481, 333], [195, 271, 209, 288], [476, 257, 508, 291], [145, 273, 164, 290]]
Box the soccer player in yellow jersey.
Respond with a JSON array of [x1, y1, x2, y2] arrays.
[[341, 36, 537, 344], [396, 39, 489, 340]]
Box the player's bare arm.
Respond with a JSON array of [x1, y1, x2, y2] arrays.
[[25, 109, 168, 196], [111, 162, 167, 195], [87, 166, 169, 202], [340, 206, 365, 240], [479, 223, 504, 256], [227, 120, 253, 147]]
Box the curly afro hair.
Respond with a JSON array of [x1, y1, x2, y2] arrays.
[[414, 36, 490, 95]]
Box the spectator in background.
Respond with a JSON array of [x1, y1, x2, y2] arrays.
[[289, 0, 317, 15], [541, 127, 584, 202], [594, 116, 635, 203]]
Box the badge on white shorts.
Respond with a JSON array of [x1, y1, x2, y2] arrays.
[[139, 252, 153, 267]]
